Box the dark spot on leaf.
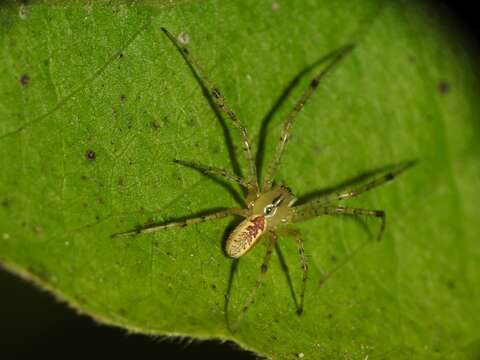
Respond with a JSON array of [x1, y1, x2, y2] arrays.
[[438, 80, 450, 94], [119, 53, 124, 59], [272, 335, 278, 341], [75, 295, 88, 305], [211, 283, 217, 290], [327, 313, 333, 319], [119, 94, 126, 102], [80, 174, 88, 181], [19, 74, 30, 87], [150, 120, 161, 130], [82, 202, 88, 208], [85, 150, 96, 161], [95, 215, 100, 221], [446, 279, 455, 289], [118, 308, 127, 316], [330, 255, 337, 262], [274, 318, 279, 323], [1, 198, 11, 208]]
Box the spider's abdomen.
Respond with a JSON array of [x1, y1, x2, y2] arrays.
[[225, 215, 266, 258]]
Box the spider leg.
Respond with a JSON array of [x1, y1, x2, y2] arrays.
[[111, 207, 247, 238], [292, 205, 386, 241], [161, 28, 258, 190], [314, 159, 417, 206], [231, 230, 278, 332], [263, 45, 354, 191], [277, 228, 308, 315], [173, 159, 253, 191]]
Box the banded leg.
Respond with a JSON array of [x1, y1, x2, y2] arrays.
[[231, 231, 278, 332], [278, 228, 308, 315], [263, 45, 354, 191], [174, 159, 252, 190], [111, 207, 247, 238], [293, 205, 386, 241], [161, 28, 258, 189], [314, 159, 417, 206]]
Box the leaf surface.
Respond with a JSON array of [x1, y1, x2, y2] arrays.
[[1, 1, 479, 359]]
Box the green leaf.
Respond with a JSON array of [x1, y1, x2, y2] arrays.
[[1, 1, 479, 359]]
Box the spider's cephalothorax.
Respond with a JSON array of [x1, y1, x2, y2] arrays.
[[226, 185, 297, 258], [112, 28, 416, 332]]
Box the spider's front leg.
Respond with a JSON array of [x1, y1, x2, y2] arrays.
[[161, 27, 258, 190], [173, 159, 255, 192]]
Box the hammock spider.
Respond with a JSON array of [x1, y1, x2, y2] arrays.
[[112, 28, 415, 331]]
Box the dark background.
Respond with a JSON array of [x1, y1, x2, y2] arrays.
[[1, 1, 478, 359]]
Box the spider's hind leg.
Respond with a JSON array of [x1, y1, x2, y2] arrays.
[[277, 228, 308, 315], [230, 231, 278, 333], [111, 207, 247, 238]]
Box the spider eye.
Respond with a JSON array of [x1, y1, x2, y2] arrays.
[[263, 204, 277, 217]]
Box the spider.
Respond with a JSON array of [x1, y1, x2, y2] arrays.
[[112, 27, 416, 331]]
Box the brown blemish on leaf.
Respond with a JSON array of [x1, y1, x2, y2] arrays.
[[85, 150, 96, 161], [20, 74, 30, 87], [446, 279, 455, 289], [438, 80, 450, 94], [118, 308, 127, 316], [150, 120, 162, 130]]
